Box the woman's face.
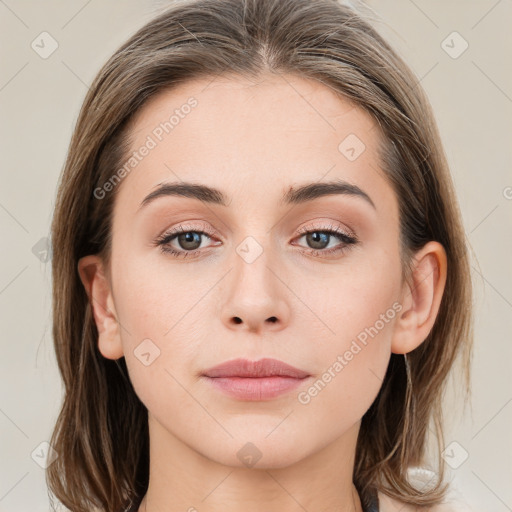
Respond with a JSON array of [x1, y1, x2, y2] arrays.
[[101, 73, 405, 467]]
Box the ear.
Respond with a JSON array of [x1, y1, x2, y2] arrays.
[[77, 255, 124, 360], [391, 241, 447, 354]]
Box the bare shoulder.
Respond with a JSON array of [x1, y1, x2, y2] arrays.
[[377, 491, 466, 512], [377, 492, 416, 512]]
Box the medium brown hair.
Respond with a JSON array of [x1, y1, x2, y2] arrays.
[[48, 0, 473, 510]]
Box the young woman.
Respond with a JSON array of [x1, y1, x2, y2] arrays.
[[47, 0, 473, 511]]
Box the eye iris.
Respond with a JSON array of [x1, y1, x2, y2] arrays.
[[177, 232, 202, 250], [307, 231, 329, 249]]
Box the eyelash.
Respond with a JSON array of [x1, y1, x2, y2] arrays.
[[153, 222, 359, 260]]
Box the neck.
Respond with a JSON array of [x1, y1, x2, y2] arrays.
[[138, 414, 364, 512]]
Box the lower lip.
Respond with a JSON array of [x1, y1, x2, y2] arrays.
[[203, 376, 309, 401]]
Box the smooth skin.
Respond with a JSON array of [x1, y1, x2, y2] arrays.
[[78, 72, 447, 512]]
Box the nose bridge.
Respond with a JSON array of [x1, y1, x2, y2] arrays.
[[221, 229, 290, 332], [232, 231, 278, 299]]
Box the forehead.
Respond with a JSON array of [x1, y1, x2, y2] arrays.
[[114, 72, 395, 218]]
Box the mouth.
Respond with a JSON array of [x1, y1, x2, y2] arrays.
[[201, 358, 311, 401], [202, 357, 310, 379]]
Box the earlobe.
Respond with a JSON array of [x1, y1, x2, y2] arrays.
[[77, 255, 124, 360], [391, 241, 447, 355]]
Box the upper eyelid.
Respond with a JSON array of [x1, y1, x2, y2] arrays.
[[160, 222, 356, 245], [296, 221, 355, 237], [162, 222, 216, 237], [163, 219, 353, 234]]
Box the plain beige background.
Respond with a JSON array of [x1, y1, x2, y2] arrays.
[[0, 0, 511, 510]]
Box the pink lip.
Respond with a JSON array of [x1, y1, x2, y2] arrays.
[[201, 358, 311, 401]]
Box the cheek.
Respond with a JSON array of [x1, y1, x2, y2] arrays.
[[112, 251, 210, 336], [294, 245, 402, 340], [110, 256, 209, 403], [293, 263, 401, 440], [293, 249, 401, 388]]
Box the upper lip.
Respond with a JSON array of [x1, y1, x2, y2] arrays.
[[202, 358, 310, 379]]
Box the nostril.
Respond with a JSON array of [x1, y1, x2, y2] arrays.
[[233, 317, 242, 324]]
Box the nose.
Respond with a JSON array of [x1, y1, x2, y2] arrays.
[[220, 240, 291, 334]]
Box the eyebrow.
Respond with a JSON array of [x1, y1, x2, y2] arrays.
[[138, 178, 376, 211]]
